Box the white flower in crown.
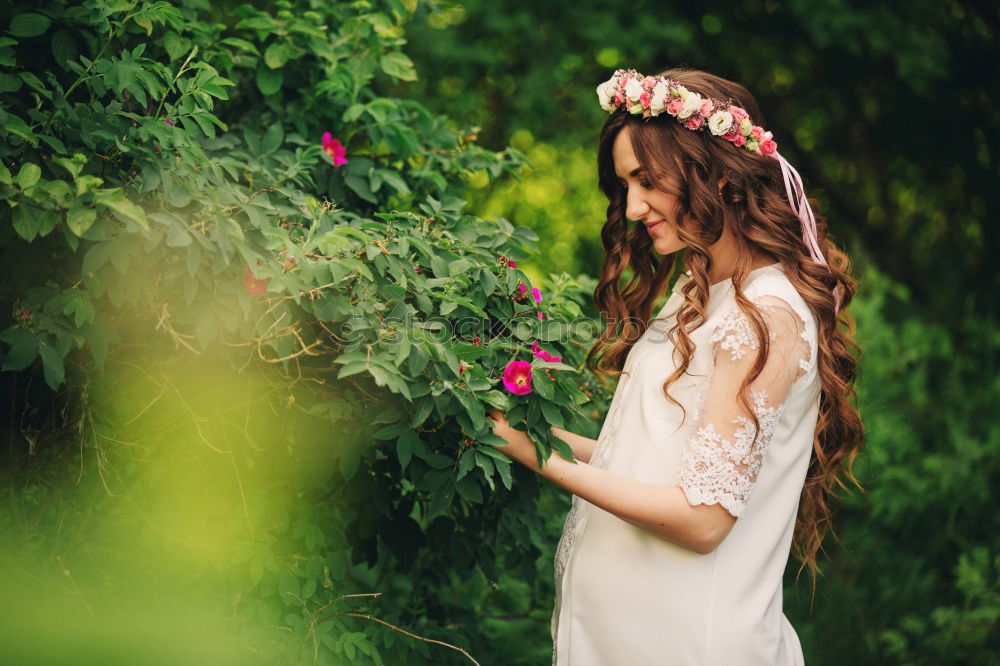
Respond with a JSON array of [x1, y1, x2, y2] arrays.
[[596, 75, 620, 112], [707, 110, 734, 135], [677, 90, 702, 120], [624, 77, 644, 103], [649, 79, 670, 116]]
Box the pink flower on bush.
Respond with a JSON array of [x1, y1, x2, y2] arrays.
[[729, 106, 749, 124], [531, 287, 542, 303], [532, 341, 561, 364], [244, 265, 268, 295], [518, 282, 527, 294], [759, 139, 777, 155], [685, 116, 703, 130], [502, 360, 533, 395], [322, 132, 349, 166], [507, 259, 517, 269], [537, 311, 545, 320], [163, 118, 175, 127], [750, 125, 764, 141], [666, 98, 684, 116]]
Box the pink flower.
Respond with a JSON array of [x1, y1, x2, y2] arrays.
[[729, 106, 749, 123], [531, 341, 562, 364], [641, 75, 658, 89], [518, 282, 527, 294], [322, 132, 349, 167], [750, 125, 764, 141], [759, 139, 777, 156], [531, 287, 542, 303], [721, 131, 740, 143], [537, 311, 545, 320], [733, 133, 747, 147], [614, 91, 626, 106], [502, 360, 533, 395], [163, 119, 175, 127], [244, 265, 268, 295], [763, 131, 773, 141], [666, 98, 684, 116], [685, 116, 703, 130], [507, 259, 517, 269], [699, 99, 714, 117], [639, 91, 651, 109]]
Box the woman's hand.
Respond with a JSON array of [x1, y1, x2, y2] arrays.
[[487, 408, 541, 469]]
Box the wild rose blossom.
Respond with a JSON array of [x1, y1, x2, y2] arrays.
[[518, 282, 527, 294], [502, 360, 533, 395], [531, 287, 542, 303], [532, 341, 562, 364], [322, 132, 348, 166], [537, 311, 545, 320], [507, 259, 517, 268]]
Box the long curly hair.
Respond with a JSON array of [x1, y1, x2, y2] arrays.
[[586, 67, 864, 587]]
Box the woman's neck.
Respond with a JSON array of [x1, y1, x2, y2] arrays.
[[706, 226, 772, 286]]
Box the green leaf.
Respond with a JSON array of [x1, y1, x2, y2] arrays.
[[540, 399, 565, 428], [1, 113, 36, 145], [263, 42, 290, 69], [0, 328, 38, 372], [66, 206, 97, 236], [256, 65, 282, 95], [380, 51, 417, 81], [260, 123, 284, 154], [16, 163, 40, 188], [533, 369, 555, 400], [95, 189, 148, 231], [37, 340, 65, 390], [9, 13, 51, 38], [396, 430, 420, 471]]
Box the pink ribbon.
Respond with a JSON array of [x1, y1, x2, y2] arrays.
[[774, 151, 842, 315]]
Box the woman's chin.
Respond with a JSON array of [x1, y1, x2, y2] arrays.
[[652, 238, 685, 256]]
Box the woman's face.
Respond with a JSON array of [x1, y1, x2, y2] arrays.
[[612, 126, 688, 256]]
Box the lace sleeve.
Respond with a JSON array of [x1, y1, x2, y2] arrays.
[[677, 295, 811, 517]]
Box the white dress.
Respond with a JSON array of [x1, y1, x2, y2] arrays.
[[552, 262, 820, 665]]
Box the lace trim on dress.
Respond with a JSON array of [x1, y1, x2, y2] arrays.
[[678, 296, 812, 518], [678, 389, 783, 517]]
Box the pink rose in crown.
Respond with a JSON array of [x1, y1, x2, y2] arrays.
[[699, 99, 715, 117], [685, 116, 703, 130], [322, 132, 349, 166], [666, 98, 684, 116], [729, 107, 749, 124], [641, 75, 658, 89], [614, 91, 626, 106], [759, 139, 777, 155], [733, 133, 747, 147], [751, 125, 764, 141], [502, 360, 534, 395], [639, 91, 651, 109]]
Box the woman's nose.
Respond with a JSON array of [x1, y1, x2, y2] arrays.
[[626, 191, 650, 223]]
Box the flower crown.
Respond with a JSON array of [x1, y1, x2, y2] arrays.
[[596, 68, 777, 155]]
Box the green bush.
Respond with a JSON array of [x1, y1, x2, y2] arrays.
[[0, 1, 610, 663]]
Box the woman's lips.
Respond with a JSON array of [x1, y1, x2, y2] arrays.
[[645, 219, 665, 232]]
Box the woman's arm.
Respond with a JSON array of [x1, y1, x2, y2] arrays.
[[549, 426, 597, 464], [489, 412, 735, 555]]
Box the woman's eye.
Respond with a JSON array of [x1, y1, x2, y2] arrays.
[[640, 180, 653, 189]]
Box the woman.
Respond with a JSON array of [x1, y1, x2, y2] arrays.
[[487, 67, 863, 665]]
